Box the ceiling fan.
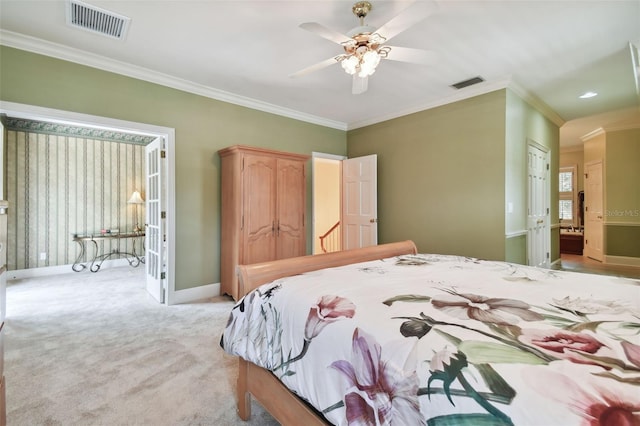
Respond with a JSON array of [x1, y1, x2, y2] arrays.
[[290, 1, 438, 94]]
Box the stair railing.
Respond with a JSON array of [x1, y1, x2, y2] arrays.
[[319, 221, 341, 253]]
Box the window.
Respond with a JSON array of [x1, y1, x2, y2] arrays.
[[559, 166, 577, 225]]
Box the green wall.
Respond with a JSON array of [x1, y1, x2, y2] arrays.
[[0, 46, 346, 290], [605, 127, 640, 259], [504, 89, 560, 263], [347, 88, 559, 263], [347, 90, 507, 260]]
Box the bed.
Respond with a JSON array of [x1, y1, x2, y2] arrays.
[[221, 241, 640, 425]]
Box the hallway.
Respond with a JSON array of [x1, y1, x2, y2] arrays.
[[554, 253, 640, 279]]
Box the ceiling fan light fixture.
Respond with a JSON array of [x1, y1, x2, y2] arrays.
[[341, 55, 360, 75], [360, 50, 381, 76]]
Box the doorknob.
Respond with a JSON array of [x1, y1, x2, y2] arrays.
[[369, 218, 378, 223], [537, 219, 544, 224]]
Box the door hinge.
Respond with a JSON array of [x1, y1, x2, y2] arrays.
[[585, 173, 589, 178], [160, 150, 166, 159], [241, 214, 244, 230], [546, 163, 549, 170], [163, 234, 166, 242], [546, 252, 549, 259], [161, 211, 166, 219], [546, 208, 549, 214], [161, 272, 166, 280]]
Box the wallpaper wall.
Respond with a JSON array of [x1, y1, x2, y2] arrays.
[[5, 118, 149, 270]]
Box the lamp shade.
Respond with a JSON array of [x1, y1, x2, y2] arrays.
[[127, 190, 145, 204]]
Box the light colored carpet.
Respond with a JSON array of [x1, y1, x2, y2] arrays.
[[4, 265, 280, 425]]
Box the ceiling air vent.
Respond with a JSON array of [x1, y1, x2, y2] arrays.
[[66, 0, 130, 40], [451, 76, 485, 90]]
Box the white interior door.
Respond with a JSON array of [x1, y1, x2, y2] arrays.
[[342, 154, 378, 250], [584, 161, 604, 261], [145, 137, 166, 302], [527, 143, 550, 268]]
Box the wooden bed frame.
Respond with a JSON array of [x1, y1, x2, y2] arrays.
[[235, 240, 418, 425]]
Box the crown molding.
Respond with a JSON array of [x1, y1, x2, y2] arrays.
[[0, 30, 348, 131], [581, 127, 605, 141], [0, 30, 565, 133], [507, 81, 565, 127], [348, 78, 565, 130], [348, 78, 513, 130]]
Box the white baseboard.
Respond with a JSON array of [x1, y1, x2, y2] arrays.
[[170, 282, 221, 305], [7, 258, 135, 280], [604, 255, 640, 267], [9, 261, 222, 305]]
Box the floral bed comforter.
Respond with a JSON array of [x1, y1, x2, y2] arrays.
[[221, 254, 640, 426]]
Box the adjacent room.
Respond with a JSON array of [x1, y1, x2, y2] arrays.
[[0, 0, 638, 424]]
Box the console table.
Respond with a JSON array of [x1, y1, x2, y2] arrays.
[[72, 232, 145, 272]]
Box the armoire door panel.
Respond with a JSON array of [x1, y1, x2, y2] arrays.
[[276, 159, 306, 259], [242, 155, 277, 264]]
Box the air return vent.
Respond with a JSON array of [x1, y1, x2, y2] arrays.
[[451, 76, 485, 90], [66, 0, 130, 40]]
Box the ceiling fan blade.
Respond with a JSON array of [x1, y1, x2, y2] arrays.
[[299, 22, 352, 45], [352, 75, 368, 95], [289, 57, 339, 78], [384, 46, 437, 65], [375, 1, 438, 43]]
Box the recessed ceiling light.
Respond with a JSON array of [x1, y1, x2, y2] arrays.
[[579, 91, 598, 99]]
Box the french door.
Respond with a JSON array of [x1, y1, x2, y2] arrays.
[[145, 137, 166, 302]]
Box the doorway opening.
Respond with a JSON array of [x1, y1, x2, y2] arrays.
[[0, 101, 176, 304], [311, 152, 379, 254], [311, 153, 344, 254]]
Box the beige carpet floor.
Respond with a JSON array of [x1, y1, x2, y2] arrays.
[[4, 265, 279, 425]]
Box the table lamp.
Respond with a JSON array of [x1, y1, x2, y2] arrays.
[[127, 190, 145, 232]]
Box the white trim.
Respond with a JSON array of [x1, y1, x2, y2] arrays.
[[526, 140, 551, 268], [581, 127, 605, 142], [507, 81, 565, 127], [1, 30, 566, 132], [0, 30, 347, 131], [603, 122, 640, 132], [505, 230, 527, 238], [311, 152, 346, 255], [6, 258, 135, 280], [312, 152, 347, 161], [604, 255, 640, 268], [0, 101, 177, 306], [171, 283, 221, 305]]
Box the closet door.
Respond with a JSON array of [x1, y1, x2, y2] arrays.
[[241, 154, 277, 265], [276, 158, 306, 259]]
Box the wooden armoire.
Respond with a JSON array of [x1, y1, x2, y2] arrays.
[[218, 146, 309, 300]]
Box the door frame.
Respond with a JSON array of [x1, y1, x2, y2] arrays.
[[583, 159, 604, 262], [0, 101, 176, 305], [526, 139, 550, 268], [311, 152, 346, 254]]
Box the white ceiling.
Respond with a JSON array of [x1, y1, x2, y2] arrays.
[[1, 0, 639, 147]]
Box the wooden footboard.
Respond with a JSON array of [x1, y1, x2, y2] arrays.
[[235, 241, 418, 424]]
